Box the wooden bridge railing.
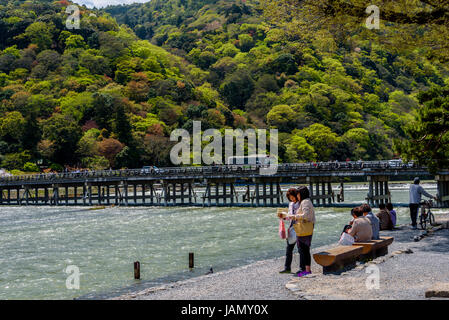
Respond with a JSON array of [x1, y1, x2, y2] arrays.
[[0, 161, 427, 184]]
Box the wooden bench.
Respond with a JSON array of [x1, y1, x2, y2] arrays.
[[313, 246, 363, 273], [352, 236, 394, 260], [313, 237, 394, 274]]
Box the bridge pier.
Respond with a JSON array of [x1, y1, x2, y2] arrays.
[[204, 179, 237, 206], [366, 175, 390, 207], [162, 180, 195, 206], [336, 182, 345, 202], [436, 175, 449, 207], [307, 177, 334, 206], [251, 178, 283, 207]]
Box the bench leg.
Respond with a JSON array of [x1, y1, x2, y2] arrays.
[[375, 246, 388, 258], [359, 252, 376, 262], [323, 257, 357, 274]]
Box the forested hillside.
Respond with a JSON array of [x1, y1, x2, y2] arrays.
[[0, 0, 233, 172], [0, 0, 448, 173], [106, 0, 449, 163]]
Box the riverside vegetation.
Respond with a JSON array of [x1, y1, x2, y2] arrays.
[[0, 0, 448, 174]]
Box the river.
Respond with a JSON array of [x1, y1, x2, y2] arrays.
[[0, 182, 440, 299]]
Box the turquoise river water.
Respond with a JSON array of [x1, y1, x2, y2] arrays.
[[0, 183, 441, 299]]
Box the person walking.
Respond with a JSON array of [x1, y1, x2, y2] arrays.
[[292, 186, 315, 277], [278, 188, 300, 274], [409, 177, 437, 230]]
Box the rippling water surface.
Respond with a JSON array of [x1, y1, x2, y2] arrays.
[[0, 183, 439, 299]]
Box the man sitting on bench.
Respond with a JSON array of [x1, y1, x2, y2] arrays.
[[348, 207, 373, 242]]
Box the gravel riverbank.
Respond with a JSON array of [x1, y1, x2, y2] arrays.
[[113, 217, 449, 300]]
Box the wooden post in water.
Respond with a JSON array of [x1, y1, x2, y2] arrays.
[[255, 183, 260, 207], [188, 183, 193, 205], [263, 182, 267, 206], [215, 183, 219, 206], [124, 182, 128, 206], [308, 178, 313, 205], [379, 181, 384, 205], [134, 261, 140, 280], [83, 184, 87, 206], [88, 184, 92, 206], [181, 182, 185, 205], [189, 252, 194, 269], [321, 181, 325, 205], [368, 177, 374, 207]]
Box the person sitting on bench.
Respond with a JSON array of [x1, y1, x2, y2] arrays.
[[348, 207, 373, 242], [338, 224, 354, 246], [386, 203, 397, 227], [376, 203, 393, 230], [361, 203, 380, 240]]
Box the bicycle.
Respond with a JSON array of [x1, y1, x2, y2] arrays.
[[419, 199, 435, 230]]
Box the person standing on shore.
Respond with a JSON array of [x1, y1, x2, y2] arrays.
[[278, 188, 300, 274], [292, 186, 315, 277], [409, 177, 437, 230]]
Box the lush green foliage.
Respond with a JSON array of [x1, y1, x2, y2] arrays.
[[0, 0, 448, 171], [0, 0, 243, 170], [397, 83, 449, 172], [107, 0, 448, 164]]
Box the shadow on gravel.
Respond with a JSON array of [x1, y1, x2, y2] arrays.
[[417, 231, 449, 254], [379, 225, 419, 243]]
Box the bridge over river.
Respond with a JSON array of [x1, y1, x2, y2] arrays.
[[1, 161, 449, 208]]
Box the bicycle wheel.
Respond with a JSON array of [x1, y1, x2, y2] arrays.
[[429, 211, 435, 226], [420, 214, 427, 230]]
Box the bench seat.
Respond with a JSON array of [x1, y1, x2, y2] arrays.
[[313, 237, 394, 273], [352, 236, 394, 260], [313, 246, 363, 273]]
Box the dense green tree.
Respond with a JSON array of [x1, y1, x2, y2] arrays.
[[397, 84, 449, 172], [219, 69, 255, 108], [40, 114, 82, 165]]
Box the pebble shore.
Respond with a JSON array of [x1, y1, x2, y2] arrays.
[[113, 217, 449, 300]]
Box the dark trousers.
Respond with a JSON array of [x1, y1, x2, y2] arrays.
[[297, 238, 311, 271], [284, 241, 297, 270], [409, 203, 420, 227]]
